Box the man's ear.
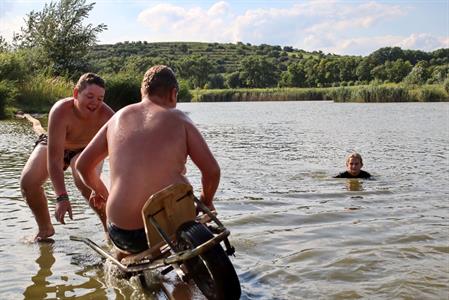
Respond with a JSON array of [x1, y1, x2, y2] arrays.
[[73, 87, 79, 99], [171, 87, 178, 103]]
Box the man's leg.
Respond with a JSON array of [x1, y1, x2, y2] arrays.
[[70, 155, 107, 231], [20, 145, 53, 241]]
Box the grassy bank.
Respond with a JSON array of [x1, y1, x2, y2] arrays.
[[192, 83, 449, 103], [2, 81, 448, 119], [192, 87, 332, 102]]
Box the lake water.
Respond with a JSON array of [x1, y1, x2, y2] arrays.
[[0, 101, 448, 299]]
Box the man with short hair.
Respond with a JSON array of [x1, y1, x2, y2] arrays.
[[20, 73, 115, 242], [76, 65, 220, 256]]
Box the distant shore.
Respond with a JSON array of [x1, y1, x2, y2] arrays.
[[191, 84, 448, 103], [3, 83, 448, 119]]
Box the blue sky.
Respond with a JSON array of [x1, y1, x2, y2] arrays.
[[1, 0, 448, 55]]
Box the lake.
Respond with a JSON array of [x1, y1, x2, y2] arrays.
[[0, 101, 448, 299]]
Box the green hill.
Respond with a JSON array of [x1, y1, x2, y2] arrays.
[[87, 41, 313, 74]]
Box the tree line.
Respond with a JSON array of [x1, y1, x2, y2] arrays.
[[1, 0, 448, 117]]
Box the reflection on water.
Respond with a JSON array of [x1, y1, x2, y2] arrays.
[[23, 243, 56, 299], [1, 102, 449, 299], [346, 179, 364, 192]]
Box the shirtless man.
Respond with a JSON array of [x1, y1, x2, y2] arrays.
[[76, 65, 220, 255], [20, 73, 114, 241]]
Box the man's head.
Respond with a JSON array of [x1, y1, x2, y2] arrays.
[[346, 152, 364, 176], [74, 73, 106, 114], [141, 65, 179, 104], [76, 73, 105, 92]]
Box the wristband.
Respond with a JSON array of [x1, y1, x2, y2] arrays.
[[56, 193, 69, 203]]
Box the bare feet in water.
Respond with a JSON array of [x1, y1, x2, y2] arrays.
[[34, 227, 55, 242]]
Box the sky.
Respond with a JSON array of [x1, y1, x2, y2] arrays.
[[0, 0, 448, 56]]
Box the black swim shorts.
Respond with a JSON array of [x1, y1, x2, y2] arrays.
[[33, 134, 84, 170], [107, 222, 149, 254]]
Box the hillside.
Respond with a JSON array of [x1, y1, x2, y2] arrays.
[[87, 41, 317, 74]]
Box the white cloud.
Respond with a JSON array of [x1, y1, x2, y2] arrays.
[[208, 1, 230, 17], [135, 1, 449, 55], [137, 2, 234, 42], [400, 33, 449, 51], [320, 33, 449, 55], [3, 1, 447, 55]]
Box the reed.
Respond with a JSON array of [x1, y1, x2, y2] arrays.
[[16, 74, 73, 113], [192, 87, 331, 102], [0, 80, 19, 118]]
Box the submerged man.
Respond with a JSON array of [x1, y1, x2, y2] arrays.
[[334, 152, 371, 179], [20, 73, 114, 242], [76, 65, 220, 256]]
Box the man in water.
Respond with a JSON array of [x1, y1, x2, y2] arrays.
[[20, 73, 115, 242], [76, 65, 220, 256], [334, 152, 371, 179]]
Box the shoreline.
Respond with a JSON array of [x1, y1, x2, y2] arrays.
[[4, 83, 448, 119]]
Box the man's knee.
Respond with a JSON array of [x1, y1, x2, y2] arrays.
[[20, 174, 43, 201], [20, 173, 33, 197]]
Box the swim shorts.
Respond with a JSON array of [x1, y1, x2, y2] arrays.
[[107, 222, 149, 254], [34, 134, 84, 171]]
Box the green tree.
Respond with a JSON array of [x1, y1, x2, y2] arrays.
[[371, 59, 412, 83], [225, 71, 242, 88], [239, 56, 279, 88], [13, 0, 106, 77], [404, 61, 430, 85], [429, 64, 449, 83], [0, 52, 28, 81], [0, 36, 9, 52], [176, 55, 216, 88], [279, 62, 306, 87], [356, 58, 375, 82], [206, 74, 225, 89]]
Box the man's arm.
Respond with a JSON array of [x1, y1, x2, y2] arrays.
[[47, 102, 73, 224], [47, 104, 68, 196], [76, 123, 109, 200], [185, 120, 220, 209]]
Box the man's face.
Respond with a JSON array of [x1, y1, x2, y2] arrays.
[[75, 84, 105, 114], [346, 157, 362, 176]]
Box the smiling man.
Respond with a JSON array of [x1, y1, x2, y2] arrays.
[[20, 73, 114, 242]]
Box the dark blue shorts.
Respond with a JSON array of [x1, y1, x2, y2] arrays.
[[107, 222, 149, 254]]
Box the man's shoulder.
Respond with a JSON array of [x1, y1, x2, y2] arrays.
[[49, 97, 74, 117], [334, 171, 350, 178], [359, 170, 372, 178], [52, 97, 73, 109]]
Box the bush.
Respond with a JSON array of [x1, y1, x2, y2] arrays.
[[178, 80, 192, 102], [16, 74, 73, 113], [0, 80, 18, 119], [444, 77, 449, 94], [104, 73, 141, 111], [0, 52, 28, 81]]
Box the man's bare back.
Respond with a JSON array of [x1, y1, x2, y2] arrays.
[[106, 101, 192, 229], [77, 65, 220, 255]]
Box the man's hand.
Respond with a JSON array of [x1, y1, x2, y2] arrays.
[[89, 192, 107, 211], [55, 200, 73, 224]]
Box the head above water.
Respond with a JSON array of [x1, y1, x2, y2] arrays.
[[141, 65, 179, 99], [345, 152, 364, 176], [75, 73, 105, 92]]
